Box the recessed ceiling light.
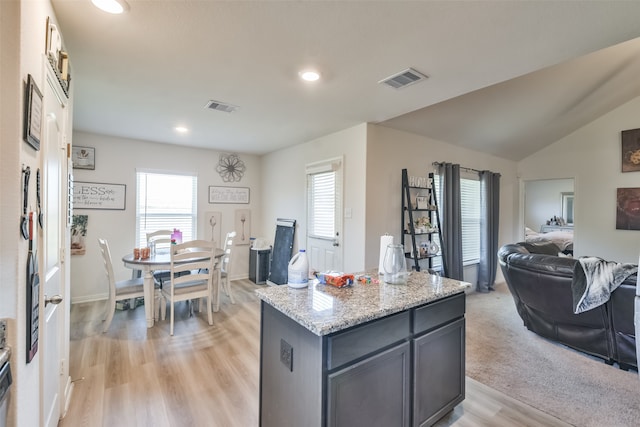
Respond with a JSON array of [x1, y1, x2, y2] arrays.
[[91, 0, 129, 14], [174, 126, 189, 133], [299, 70, 321, 82]]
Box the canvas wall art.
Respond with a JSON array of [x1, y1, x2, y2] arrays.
[[616, 187, 640, 230]]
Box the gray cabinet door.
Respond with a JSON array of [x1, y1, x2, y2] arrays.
[[327, 341, 410, 427], [412, 318, 465, 427]]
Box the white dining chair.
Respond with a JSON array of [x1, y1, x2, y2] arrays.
[[161, 239, 215, 335], [146, 229, 173, 284], [98, 238, 145, 333], [215, 231, 237, 311], [147, 229, 173, 251]]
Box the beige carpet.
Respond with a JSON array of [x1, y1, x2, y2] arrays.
[[465, 282, 640, 427]]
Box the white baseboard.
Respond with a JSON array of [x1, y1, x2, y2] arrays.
[[71, 293, 107, 304]]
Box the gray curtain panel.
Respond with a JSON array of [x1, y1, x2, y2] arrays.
[[478, 170, 501, 292], [437, 163, 463, 280]]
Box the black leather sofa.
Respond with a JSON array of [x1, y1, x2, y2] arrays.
[[498, 242, 637, 370]]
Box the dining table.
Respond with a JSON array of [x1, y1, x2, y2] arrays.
[[122, 247, 224, 328]]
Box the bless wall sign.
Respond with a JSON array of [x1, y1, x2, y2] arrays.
[[73, 181, 126, 210]]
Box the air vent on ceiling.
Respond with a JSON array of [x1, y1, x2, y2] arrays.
[[204, 100, 239, 113], [379, 68, 428, 89]]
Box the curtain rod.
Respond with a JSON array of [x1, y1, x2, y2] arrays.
[[432, 161, 482, 174]]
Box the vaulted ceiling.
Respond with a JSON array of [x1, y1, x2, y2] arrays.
[[51, 0, 640, 160]]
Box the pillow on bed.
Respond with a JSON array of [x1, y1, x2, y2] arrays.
[[525, 227, 537, 236], [524, 229, 573, 251]]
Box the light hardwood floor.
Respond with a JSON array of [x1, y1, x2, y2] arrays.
[[61, 279, 570, 427]]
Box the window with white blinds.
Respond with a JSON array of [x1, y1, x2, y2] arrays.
[[460, 178, 481, 264], [307, 171, 336, 239], [136, 171, 197, 248], [433, 175, 481, 266]]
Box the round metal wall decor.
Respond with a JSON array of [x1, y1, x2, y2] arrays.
[[216, 153, 246, 182]]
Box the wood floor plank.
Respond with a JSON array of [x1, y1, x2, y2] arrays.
[[62, 279, 570, 427]]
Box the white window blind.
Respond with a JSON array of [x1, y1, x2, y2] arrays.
[[433, 175, 480, 266], [307, 171, 336, 239], [460, 178, 480, 264], [136, 171, 197, 248]]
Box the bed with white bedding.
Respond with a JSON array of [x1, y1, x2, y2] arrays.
[[525, 227, 574, 254]]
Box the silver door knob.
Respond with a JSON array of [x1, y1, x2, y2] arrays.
[[45, 295, 63, 306]]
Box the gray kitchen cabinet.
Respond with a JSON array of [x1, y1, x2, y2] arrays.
[[259, 291, 466, 427], [413, 318, 465, 426], [327, 342, 410, 427]]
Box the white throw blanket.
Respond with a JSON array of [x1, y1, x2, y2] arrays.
[[571, 257, 637, 314]]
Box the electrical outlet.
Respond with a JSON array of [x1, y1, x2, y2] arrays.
[[280, 339, 293, 372]]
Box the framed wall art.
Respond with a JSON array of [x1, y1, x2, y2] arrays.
[[204, 211, 222, 247], [72, 146, 96, 170], [71, 214, 88, 255], [23, 74, 43, 151], [73, 182, 126, 210], [234, 209, 251, 245], [616, 187, 640, 230], [621, 128, 640, 172], [208, 186, 250, 204]]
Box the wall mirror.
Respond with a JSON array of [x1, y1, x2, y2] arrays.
[[561, 192, 574, 225]]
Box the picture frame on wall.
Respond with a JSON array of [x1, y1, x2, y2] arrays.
[[621, 128, 640, 172], [234, 209, 251, 245], [616, 187, 640, 230], [72, 181, 126, 210], [23, 74, 43, 151], [72, 146, 96, 170], [204, 211, 222, 248], [208, 186, 250, 204]]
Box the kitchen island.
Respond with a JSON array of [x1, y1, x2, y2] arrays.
[[256, 271, 470, 427]]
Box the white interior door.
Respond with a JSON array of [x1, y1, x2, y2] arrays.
[[306, 157, 343, 272], [41, 67, 67, 427]]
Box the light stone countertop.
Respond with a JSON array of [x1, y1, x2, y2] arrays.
[[255, 270, 471, 336]]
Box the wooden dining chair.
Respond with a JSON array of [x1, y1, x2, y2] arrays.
[[98, 238, 145, 333], [161, 239, 215, 335], [215, 231, 237, 311]]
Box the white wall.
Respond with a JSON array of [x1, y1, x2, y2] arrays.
[[70, 132, 262, 302], [261, 123, 519, 286], [366, 125, 519, 285], [519, 95, 640, 263], [0, 1, 65, 426], [260, 124, 368, 273], [524, 178, 574, 230]]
